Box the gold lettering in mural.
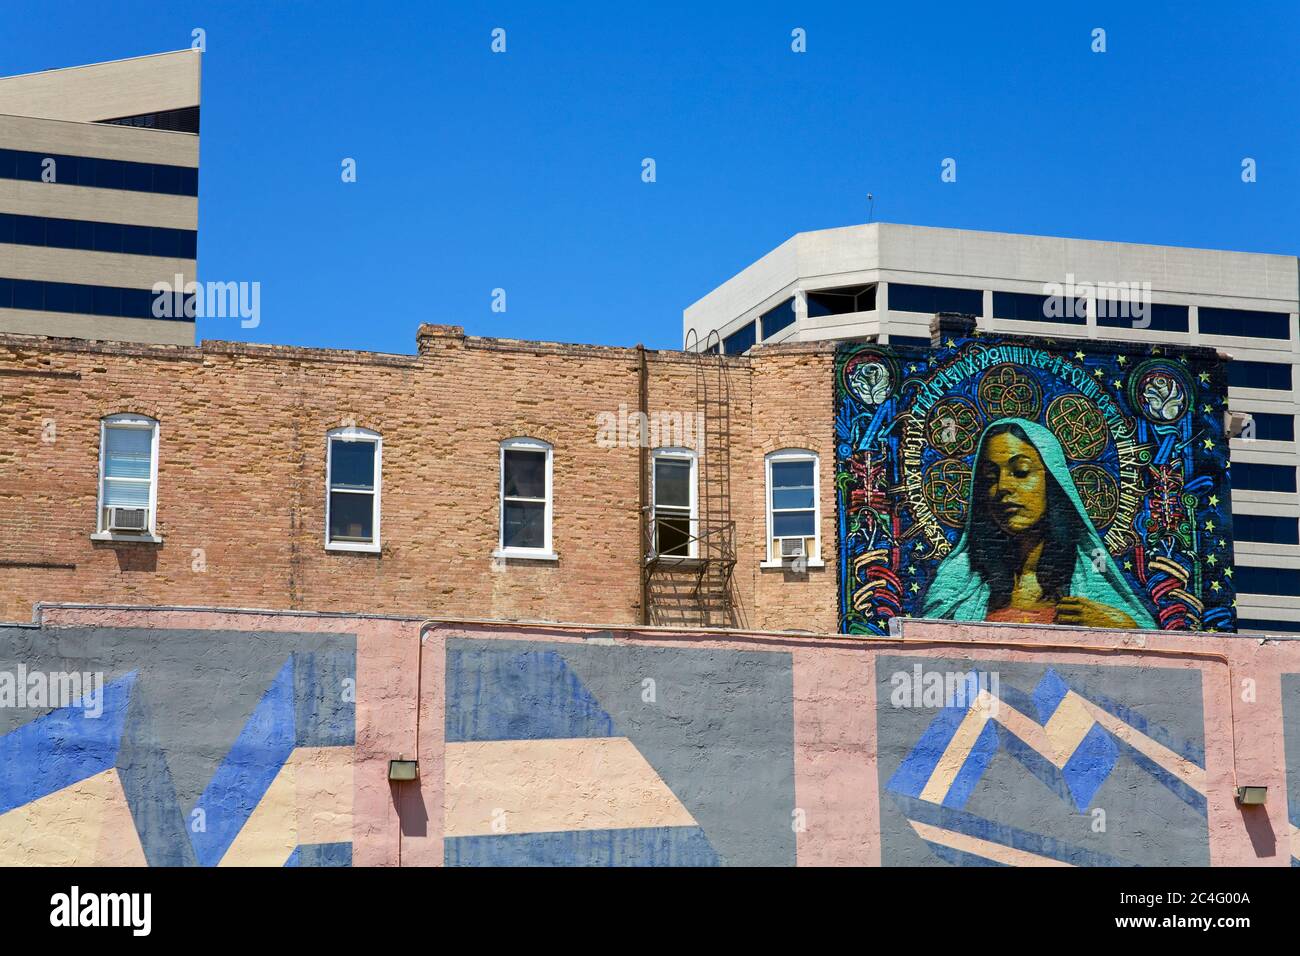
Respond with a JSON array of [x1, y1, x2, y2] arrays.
[[902, 411, 952, 558]]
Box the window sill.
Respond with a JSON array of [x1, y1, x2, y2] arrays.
[[91, 532, 163, 544], [492, 549, 559, 562], [326, 541, 381, 554], [760, 558, 824, 569]]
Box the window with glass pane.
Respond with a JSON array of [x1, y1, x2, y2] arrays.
[[502, 448, 547, 550], [328, 436, 377, 543], [770, 458, 816, 539], [101, 421, 155, 530], [654, 455, 693, 556]]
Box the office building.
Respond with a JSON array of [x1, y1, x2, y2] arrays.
[[0, 51, 200, 345]]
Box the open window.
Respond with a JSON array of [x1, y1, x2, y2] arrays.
[[326, 426, 381, 552], [498, 437, 554, 558], [95, 414, 159, 539], [651, 447, 697, 558], [765, 449, 820, 566]]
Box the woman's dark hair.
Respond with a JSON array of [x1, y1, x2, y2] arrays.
[[966, 423, 1086, 609]]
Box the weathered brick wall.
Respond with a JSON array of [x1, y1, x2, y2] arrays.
[[749, 346, 838, 634], [0, 326, 838, 628]]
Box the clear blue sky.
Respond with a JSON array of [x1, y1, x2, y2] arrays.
[[5, 1, 1298, 353]]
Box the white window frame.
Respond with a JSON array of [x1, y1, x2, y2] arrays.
[[325, 426, 382, 553], [92, 413, 161, 542], [495, 437, 556, 560], [762, 448, 822, 568], [651, 446, 698, 559]]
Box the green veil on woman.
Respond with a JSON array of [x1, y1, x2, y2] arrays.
[[919, 417, 1155, 628]]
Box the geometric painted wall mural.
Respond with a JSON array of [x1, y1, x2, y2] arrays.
[[0, 626, 355, 866], [876, 656, 1210, 866], [1283, 674, 1300, 867], [837, 328, 1236, 634], [442, 637, 795, 866]]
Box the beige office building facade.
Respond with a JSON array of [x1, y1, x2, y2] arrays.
[[0, 50, 200, 345]]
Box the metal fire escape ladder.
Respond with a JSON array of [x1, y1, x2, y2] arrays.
[[642, 331, 736, 626]]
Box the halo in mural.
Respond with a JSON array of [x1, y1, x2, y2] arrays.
[[1069, 463, 1121, 529], [922, 458, 973, 529], [1046, 393, 1109, 460], [1128, 361, 1192, 424], [926, 397, 982, 456], [839, 349, 897, 407], [978, 364, 1042, 420]]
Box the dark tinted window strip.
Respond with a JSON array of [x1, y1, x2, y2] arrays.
[[0, 212, 196, 259], [1096, 303, 1189, 333], [1233, 513, 1300, 544], [0, 147, 198, 196], [0, 276, 195, 321], [889, 283, 983, 317], [760, 298, 796, 339], [1234, 566, 1300, 596], [1238, 618, 1300, 633], [1200, 306, 1291, 340], [1241, 412, 1295, 442], [723, 320, 757, 355], [1231, 462, 1298, 494], [1227, 360, 1294, 391], [992, 291, 1087, 325], [97, 106, 200, 135]]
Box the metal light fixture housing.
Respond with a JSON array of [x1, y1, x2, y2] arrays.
[[388, 759, 419, 782], [1235, 785, 1267, 805]]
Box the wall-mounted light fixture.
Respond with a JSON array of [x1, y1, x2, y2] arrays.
[[1235, 785, 1267, 805], [388, 759, 419, 782]]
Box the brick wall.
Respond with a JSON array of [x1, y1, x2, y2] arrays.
[[0, 326, 837, 628]]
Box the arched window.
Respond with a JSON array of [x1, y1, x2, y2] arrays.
[[326, 426, 382, 552], [498, 437, 554, 557], [764, 449, 821, 566], [651, 447, 698, 558], [95, 413, 160, 539]]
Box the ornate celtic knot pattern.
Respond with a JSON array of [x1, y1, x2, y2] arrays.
[[978, 364, 1042, 419], [1047, 394, 1109, 460], [922, 458, 973, 529], [1069, 463, 1120, 528], [927, 398, 981, 456]]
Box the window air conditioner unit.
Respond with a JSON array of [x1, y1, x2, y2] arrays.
[[108, 506, 149, 532], [780, 537, 806, 559]]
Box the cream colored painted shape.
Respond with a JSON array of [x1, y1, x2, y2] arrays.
[[218, 746, 354, 867], [908, 819, 1073, 867], [445, 736, 699, 837], [0, 768, 147, 866]]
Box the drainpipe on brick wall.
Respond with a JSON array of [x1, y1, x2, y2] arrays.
[[637, 344, 649, 626]]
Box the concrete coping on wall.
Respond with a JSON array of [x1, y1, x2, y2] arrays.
[[0, 325, 841, 371], [28, 602, 1299, 644]]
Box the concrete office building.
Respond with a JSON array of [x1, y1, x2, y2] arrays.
[[0, 51, 201, 345], [684, 222, 1300, 632]]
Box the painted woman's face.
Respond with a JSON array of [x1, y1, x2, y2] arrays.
[[977, 432, 1047, 534]]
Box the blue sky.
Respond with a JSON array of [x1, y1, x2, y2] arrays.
[[4, 1, 1298, 353]]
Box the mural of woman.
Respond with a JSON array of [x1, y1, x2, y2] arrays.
[[920, 417, 1155, 629]]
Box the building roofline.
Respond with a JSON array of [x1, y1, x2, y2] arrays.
[[791, 221, 1297, 262], [0, 48, 200, 84], [0, 326, 771, 367]]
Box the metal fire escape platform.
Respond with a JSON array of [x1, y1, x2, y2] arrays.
[[641, 330, 737, 627]]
